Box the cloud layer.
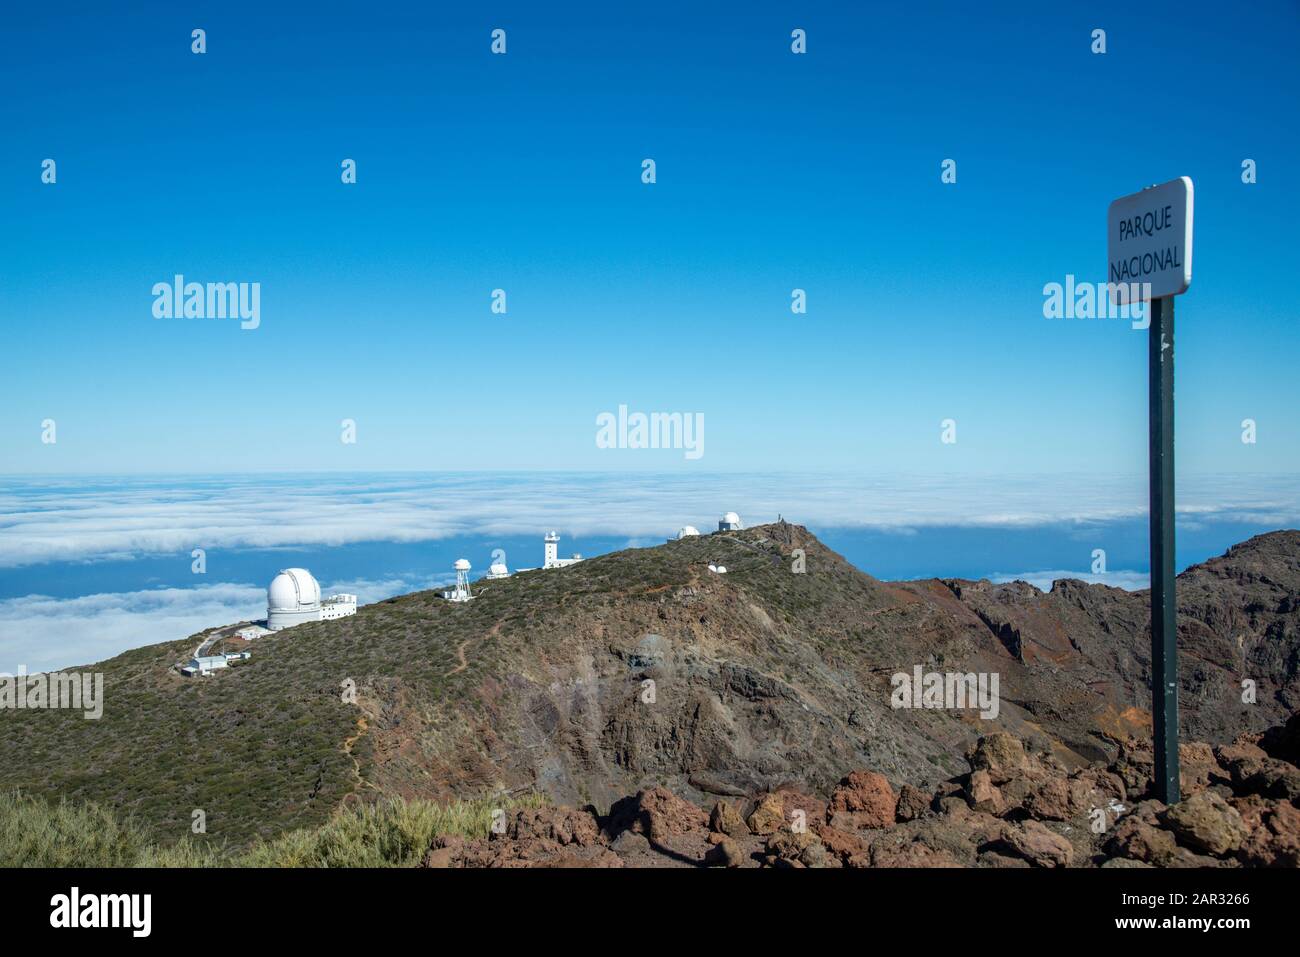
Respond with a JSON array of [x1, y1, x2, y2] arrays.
[[3, 471, 1297, 568], [0, 573, 453, 674], [991, 569, 1151, 592]]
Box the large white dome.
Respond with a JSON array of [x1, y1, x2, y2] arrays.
[[268, 568, 321, 610]]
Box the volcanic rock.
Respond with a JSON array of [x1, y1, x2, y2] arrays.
[[1162, 791, 1249, 856], [827, 770, 897, 829]]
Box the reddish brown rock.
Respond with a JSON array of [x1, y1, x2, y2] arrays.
[[1237, 800, 1300, 867], [1114, 740, 1156, 797], [702, 836, 746, 868], [775, 787, 827, 827], [968, 732, 1035, 785], [812, 820, 872, 866], [613, 787, 709, 843], [508, 806, 602, 847], [709, 800, 749, 837], [1229, 793, 1272, 831], [766, 830, 827, 868], [979, 851, 1031, 868], [870, 839, 963, 868], [895, 784, 931, 822], [1000, 820, 1074, 867], [1105, 816, 1179, 866], [966, 769, 1006, 816], [1162, 791, 1248, 856], [827, 770, 897, 829], [1025, 777, 1073, 821], [1178, 742, 1225, 795], [746, 793, 786, 835], [437, 835, 624, 868]]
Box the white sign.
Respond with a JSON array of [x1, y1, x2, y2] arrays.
[[1107, 176, 1193, 302]]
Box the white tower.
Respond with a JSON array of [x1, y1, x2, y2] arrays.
[[444, 559, 473, 602], [544, 531, 559, 568]]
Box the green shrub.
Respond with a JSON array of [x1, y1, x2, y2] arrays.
[[0, 789, 546, 868]]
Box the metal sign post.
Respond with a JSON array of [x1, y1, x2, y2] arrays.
[[1148, 294, 1179, 803], [1108, 176, 1194, 804]]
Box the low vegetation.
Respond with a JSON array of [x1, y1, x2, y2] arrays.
[[0, 789, 546, 867]]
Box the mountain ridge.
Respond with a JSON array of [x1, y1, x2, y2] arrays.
[[1, 524, 1296, 850]]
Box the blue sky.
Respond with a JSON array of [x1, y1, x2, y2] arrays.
[[2, 1, 1298, 474]]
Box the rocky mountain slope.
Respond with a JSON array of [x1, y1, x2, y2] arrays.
[[420, 711, 1300, 868], [1, 523, 1296, 851]]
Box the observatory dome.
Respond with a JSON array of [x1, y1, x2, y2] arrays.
[[454, 558, 471, 571], [266, 568, 323, 631], [677, 526, 700, 538], [268, 568, 321, 610]]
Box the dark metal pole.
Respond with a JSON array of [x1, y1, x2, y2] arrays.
[[1148, 294, 1179, 803]]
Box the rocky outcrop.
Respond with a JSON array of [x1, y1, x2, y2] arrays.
[[422, 710, 1300, 869]]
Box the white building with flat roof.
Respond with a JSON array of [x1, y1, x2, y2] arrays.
[[182, 655, 228, 677]]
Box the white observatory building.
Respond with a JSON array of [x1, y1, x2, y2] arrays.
[[718, 512, 743, 532], [543, 531, 583, 569], [443, 559, 474, 602], [266, 568, 356, 631]]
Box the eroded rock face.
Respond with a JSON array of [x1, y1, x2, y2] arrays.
[[419, 711, 1300, 870]]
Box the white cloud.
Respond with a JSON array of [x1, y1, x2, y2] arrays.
[[0, 583, 265, 673], [0, 574, 453, 674], [991, 569, 1150, 592], [2, 471, 1296, 569]]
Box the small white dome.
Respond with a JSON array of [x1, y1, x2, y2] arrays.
[[677, 526, 700, 538], [489, 561, 508, 575], [268, 568, 321, 610], [454, 558, 471, 571], [722, 512, 741, 525]]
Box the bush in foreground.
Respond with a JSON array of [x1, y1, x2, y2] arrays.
[[0, 789, 545, 868]]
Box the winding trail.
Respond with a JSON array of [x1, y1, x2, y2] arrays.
[[447, 640, 472, 675], [444, 620, 503, 677]]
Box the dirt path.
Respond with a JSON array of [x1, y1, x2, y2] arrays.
[[447, 640, 472, 675], [444, 620, 503, 677]]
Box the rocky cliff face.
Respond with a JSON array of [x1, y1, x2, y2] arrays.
[[420, 712, 1300, 869], [353, 523, 1300, 814]]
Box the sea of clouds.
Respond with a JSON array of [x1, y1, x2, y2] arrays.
[[4, 471, 1298, 568], [1, 471, 1296, 672]]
